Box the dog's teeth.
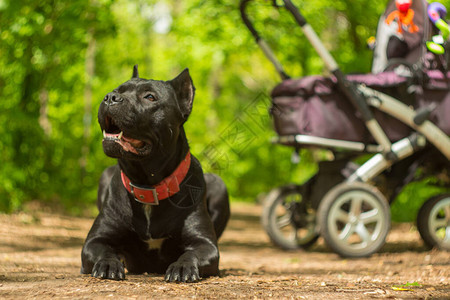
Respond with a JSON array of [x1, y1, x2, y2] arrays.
[[103, 130, 106, 138], [118, 131, 123, 139]]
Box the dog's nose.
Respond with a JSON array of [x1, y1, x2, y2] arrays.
[[103, 92, 123, 106]]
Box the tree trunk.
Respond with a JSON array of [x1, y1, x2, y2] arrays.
[[80, 29, 96, 174], [39, 88, 51, 136]]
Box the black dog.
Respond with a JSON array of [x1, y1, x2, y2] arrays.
[[81, 66, 230, 282]]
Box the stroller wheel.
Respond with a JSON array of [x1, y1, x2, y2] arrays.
[[262, 185, 319, 250], [417, 194, 450, 251], [318, 182, 390, 258]]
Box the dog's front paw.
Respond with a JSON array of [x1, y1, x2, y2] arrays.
[[165, 261, 200, 283], [92, 258, 125, 280]]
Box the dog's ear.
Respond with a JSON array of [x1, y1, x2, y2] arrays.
[[132, 64, 139, 79], [170, 68, 195, 121]]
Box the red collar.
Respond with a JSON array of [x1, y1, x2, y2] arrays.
[[121, 151, 191, 205]]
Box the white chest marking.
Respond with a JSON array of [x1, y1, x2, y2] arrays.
[[145, 238, 166, 250], [142, 204, 166, 250]]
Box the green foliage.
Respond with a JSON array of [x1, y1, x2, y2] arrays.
[[391, 178, 449, 222], [0, 0, 116, 212], [0, 0, 448, 221]]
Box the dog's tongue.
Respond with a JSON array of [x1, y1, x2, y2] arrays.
[[103, 131, 144, 154], [122, 136, 144, 148]]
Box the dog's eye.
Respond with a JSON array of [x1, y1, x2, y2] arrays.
[[144, 94, 155, 101]]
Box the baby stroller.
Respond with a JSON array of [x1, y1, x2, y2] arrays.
[[240, 0, 450, 257]]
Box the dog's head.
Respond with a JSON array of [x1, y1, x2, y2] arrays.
[[98, 65, 195, 160]]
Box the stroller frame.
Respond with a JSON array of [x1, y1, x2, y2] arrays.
[[241, 0, 450, 256]]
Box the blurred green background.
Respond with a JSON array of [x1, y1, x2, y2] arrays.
[[0, 0, 448, 220]]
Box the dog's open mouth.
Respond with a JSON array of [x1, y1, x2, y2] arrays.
[[102, 117, 147, 155]]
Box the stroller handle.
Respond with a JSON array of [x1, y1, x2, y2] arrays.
[[240, 0, 290, 80], [239, 0, 339, 75], [239, 0, 260, 40]]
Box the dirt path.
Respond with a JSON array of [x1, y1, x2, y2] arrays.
[[0, 203, 448, 299]]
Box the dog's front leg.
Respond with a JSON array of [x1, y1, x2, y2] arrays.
[[82, 238, 125, 280], [81, 218, 126, 280], [164, 210, 219, 282], [164, 243, 219, 283]]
